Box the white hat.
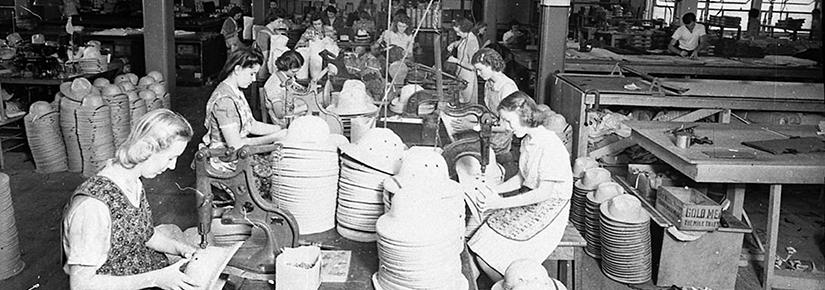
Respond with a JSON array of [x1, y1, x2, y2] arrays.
[[326, 80, 377, 116], [340, 128, 406, 175], [600, 194, 649, 224]]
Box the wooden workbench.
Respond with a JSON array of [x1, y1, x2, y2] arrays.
[[626, 121, 825, 290], [549, 73, 825, 159]]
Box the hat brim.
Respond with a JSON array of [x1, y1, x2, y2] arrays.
[[327, 103, 379, 116], [491, 281, 504, 290], [340, 143, 399, 175]]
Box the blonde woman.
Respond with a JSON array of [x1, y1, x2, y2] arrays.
[[62, 109, 199, 289]]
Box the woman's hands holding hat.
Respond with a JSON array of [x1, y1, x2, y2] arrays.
[[154, 258, 200, 290]]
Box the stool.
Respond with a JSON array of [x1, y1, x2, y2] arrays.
[[544, 223, 586, 290]]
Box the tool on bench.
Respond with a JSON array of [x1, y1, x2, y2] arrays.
[[440, 103, 497, 178], [193, 145, 300, 281], [666, 124, 713, 148]]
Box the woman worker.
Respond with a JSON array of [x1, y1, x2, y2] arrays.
[[263, 50, 306, 126], [468, 91, 572, 281], [298, 13, 326, 47], [374, 14, 414, 58], [62, 109, 199, 289], [221, 6, 244, 52], [447, 17, 480, 104]]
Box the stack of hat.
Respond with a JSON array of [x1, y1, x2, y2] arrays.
[[584, 180, 623, 259], [571, 166, 608, 233], [92, 78, 110, 88], [24, 101, 68, 173], [77, 95, 115, 177], [0, 173, 25, 280], [59, 78, 93, 173], [326, 80, 378, 140], [270, 116, 346, 235], [146, 71, 170, 109], [570, 157, 599, 231], [390, 84, 424, 114], [114, 73, 139, 87], [77, 42, 108, 74], [101, 84, 131, 147], [120, 81, 146, 129], [599, 194, 652, 284], [336, 128, 407, 242], [373, 149, 467, 289]]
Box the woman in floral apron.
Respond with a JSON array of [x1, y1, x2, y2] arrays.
[[468, 91, 573, 281], [202, 47, 287, 200], [62, 109, 199, 289]]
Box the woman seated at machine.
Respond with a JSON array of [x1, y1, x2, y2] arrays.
[[263, 50, 309, 126], [63, 109, 199, 289], [467, 91, 573, 281], [202, 47, 286, 172]]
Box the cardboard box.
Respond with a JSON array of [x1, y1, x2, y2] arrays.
[[655, 186, 722, 231]]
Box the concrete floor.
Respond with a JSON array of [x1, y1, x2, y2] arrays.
[[0, 86, 822, 290]]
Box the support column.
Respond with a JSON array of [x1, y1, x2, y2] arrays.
[[747, 0, 763, 36], [675, 0, 699, 23], [535, 0, 569, 105], [252, 0, 267, 25], [484, 0, 497, 41], [143, 0, 176, 100]]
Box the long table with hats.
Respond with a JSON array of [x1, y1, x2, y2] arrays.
[[625, 121, 825, 290]]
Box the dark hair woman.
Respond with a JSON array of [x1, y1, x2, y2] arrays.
[[466, 91, 573, 281], [375, 14, 414, 58], [447, 17, 479, 103], [263, 50, 306, 125]]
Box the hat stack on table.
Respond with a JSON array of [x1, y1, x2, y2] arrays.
[[0, 173, 24, 280], [570, 157, 600, 231], [101, 84, 131, 147], [336, 128, 407, 242], [373, 148, 467, 290], [121, 81, 147, 129], [24, 101, 68, 173], [571, 167, 615, 258], [77, 95, 115, 177], [59, 78, 93, 173], [270, 116, 347, 235], [599, 194, 652, 284], [584, 180, 623, 259]]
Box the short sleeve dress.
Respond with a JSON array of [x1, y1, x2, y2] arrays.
[[468, 127, 573, 274]]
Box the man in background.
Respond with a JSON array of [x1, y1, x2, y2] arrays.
[[668, 12, 707, 58]]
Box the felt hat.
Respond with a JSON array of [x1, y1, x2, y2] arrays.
[[138, 89, 156, 101], [60, 78, 93, 101], [101, 84, 123, 97], [125, 73, 139, 86], [138, 76, 156, 89], [326, 80, 378, 116], [148, 83, 166, 96], [81, 95, 105, 107], [544, 113, 568, 134], [600, 194, 649, 224], [281, 115, 349, 149], [575, 167, 611, 191], [587, 181, 624, 204], [118, 81, 136, 92], [352, 29, 371, 46], [93, 78, 110, 88], [390, 84, 424, 114], [31, 34, 46, 45], [385, 147, 463, 198], [494, 259, 561, 290], [572, 157, 599, 179], [340, 128, 407, 175], [114, 74, 130, 84], [82, 45, 101, 59], [0, 47, 15, 60], [28, 101, 54, 118], [147, 71, 164, 82]]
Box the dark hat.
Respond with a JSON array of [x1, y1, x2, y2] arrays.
[[352, 29, 371, 46]]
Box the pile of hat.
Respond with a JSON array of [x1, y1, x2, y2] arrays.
[[584, 177, 622, 259], [76, 40, 108, 74], [95, 79, 131, 147], [0, 173, 25, 280], [135, 71, 170, 111], [373, 147, 467, 290], [326, 80, 378, 140], [270, 116, 347, 235], [599, 194, 652, 284], [25, 101, 68, 173], [570, 157, 600, 231], [336, 128, 406, 242], [77, 94, 115, 177], [58, 78, 95, 173]]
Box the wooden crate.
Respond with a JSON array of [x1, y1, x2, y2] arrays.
[[656, 186, 722, 231]]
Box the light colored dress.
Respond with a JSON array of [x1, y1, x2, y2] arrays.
[[468, 127, 573, 274], [455, 33, 479, 103], [378, 30, 414, 56]]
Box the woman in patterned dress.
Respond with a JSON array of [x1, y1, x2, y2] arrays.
[[468, 91, 573, 281], [62, 109, 199, 289]]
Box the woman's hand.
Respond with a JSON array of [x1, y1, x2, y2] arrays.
[[447, 40, 459, 52], [154, 258, 200, 290], [473, 183, 502, 211]]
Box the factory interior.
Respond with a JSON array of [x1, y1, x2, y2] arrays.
[[0, 0, 822, 289]]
